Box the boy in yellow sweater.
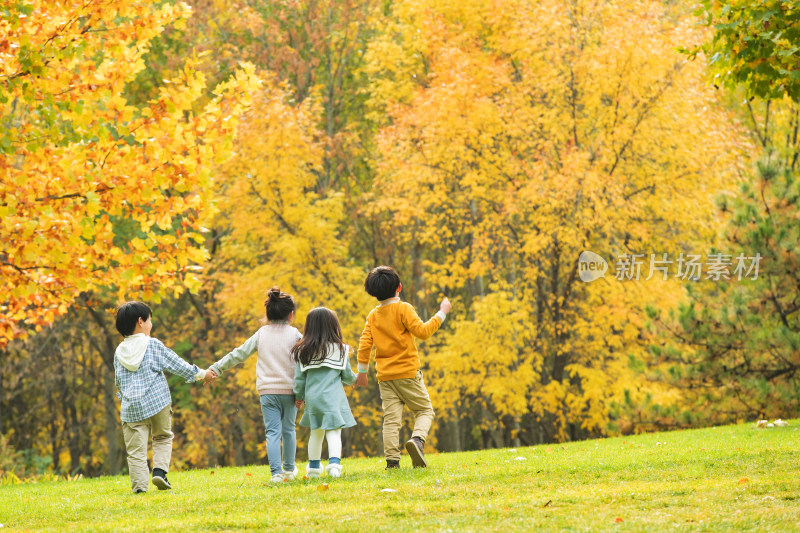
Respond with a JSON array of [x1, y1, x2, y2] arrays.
[[355, 266, 451, 469]]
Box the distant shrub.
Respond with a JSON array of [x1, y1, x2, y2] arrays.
[[0, 434, 82, 485]]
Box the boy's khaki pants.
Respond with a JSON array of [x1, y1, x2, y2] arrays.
[[379, 370, 435, 461], [121, 404, 173, 492]]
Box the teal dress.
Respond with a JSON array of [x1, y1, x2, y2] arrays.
[[294, 344, 358, 430]]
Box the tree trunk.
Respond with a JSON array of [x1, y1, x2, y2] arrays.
[[83, 298, 125, 475], [103, 372, 123, 475], [512, 418, 522, 448]]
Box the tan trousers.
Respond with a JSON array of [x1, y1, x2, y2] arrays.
[[121, 404, 173, 492], [378, 370, 435, 461]]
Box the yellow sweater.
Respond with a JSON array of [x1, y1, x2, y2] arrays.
[[357, 300, 445, 382]]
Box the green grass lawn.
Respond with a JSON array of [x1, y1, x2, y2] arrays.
[[1, 421, 799, 532]]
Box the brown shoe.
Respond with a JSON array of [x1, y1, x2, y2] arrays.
[[385, 459, 400, 470], [405, 437, 427, 468]]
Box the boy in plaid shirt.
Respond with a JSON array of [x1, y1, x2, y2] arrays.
[[114, 301, 206, 493]]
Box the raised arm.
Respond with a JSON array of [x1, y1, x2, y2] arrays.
[[209, 332, 258, 376], [400, 301, 448, 340]]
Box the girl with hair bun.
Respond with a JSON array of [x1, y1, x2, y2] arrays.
[[205, 286, 301, 483]]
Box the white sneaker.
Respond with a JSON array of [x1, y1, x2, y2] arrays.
[[270, 473, 284, 483], [325, 463, 342, 478], [283, 466, 298, 481], [306, 465, 323, 479]]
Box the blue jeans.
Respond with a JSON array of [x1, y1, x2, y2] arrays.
[[260, 394, 297, 475]]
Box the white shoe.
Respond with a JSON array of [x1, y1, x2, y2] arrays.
[[325, 463, 342, 478], [283, 466, 298, 481], [306, 465, 323, 479], [270, 473, 284, 483]]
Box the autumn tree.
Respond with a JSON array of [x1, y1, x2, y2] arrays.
[[649, 0, 800, 425], [121, 0, 388, 461], [137, 0, 380, 196], [178, 75, 381, 463], [688, 0, 800, 100], [364, 0, 749, 445], [650, 94, 800, 424], [2, 302, 128, 476], [0, 0, 259, 346], [0, 0, 388, 471], [3, 0, 774, 475]]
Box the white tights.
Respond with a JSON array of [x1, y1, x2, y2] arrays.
[[308, 428, 342, 461]]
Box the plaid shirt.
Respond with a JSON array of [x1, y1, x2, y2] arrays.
[[114, 337, 200, 423]]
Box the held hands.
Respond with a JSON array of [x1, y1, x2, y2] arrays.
[[203, 368, 218, 386], [354, 372, 368, 388], [295, 400, 305, 409], [440, 297, 452, 314]]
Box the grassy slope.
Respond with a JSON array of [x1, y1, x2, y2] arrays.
[[1, 422, 799, 532]]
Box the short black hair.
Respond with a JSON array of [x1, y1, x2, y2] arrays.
[[115, 301, 152, 337], [364, 266, 401, 301], [265, 287, 296, 321]]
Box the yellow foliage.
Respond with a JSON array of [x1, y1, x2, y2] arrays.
[[366, 0, 750, 441], [209, 74, 372, 342], [0, 0, 260, 346]]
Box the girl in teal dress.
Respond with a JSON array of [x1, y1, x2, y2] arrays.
[[292, 307, 357, 478]]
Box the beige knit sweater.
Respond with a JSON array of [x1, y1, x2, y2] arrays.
[[210, 323, 301, 395]]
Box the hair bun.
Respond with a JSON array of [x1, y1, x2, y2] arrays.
[[269, 286, 281, 299]]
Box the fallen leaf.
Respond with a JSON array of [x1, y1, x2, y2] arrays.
[[738, 478, 748, 484], [210, 471, 215, 475], [245, 473, 252, 477], [318, 483, 329, 491], [615, 517, 624, 523]]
